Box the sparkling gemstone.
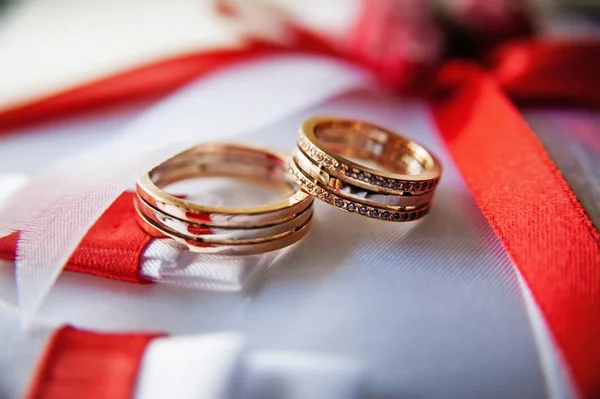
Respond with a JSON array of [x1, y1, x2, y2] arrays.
[[335, 199, 344, 208], [325, 194, 333, 202], [347, 203, 356, 212], [401, 183, 410, 191], [359, 206, 367, 215], [370, 209, 379, 218], [381, 211, 390, 220], [381, 179, 390, 188], [335, 163, 342, 171], [357, 172, 365, 180], [391, 181, 400, 190], [392, 213, 401, 221], [410, 212, 416, 220], [369, 176, 378, 185], [401, 213, 408, 221], [413, 183, 421, 191]]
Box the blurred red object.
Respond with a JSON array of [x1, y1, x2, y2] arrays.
[[438, 0, 535, 54], [345, 0, 443, 90], [487, 39, 600, 108], [217, 0, 534, 89]]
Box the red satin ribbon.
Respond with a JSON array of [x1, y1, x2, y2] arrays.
[[0, 192, 151, 283], [486, 39, 600, 108], [429, 60, 600, 398], [0, 31, 337, 134], [429, 42, 600, 397], [26, 326, 162, 399], [0, 45, 278, 133]]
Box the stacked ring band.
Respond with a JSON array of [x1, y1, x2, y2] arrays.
[[289, 117, 442, 222], [135, 143, 314, 254]]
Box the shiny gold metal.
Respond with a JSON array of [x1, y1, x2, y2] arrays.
[[135, 143, 313, 253], [291, 117, 442, 222], [135, 200, 312, 255]]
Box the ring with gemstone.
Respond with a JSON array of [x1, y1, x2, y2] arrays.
[[135, 143, 313, 254], [290, 117, 442, 222]]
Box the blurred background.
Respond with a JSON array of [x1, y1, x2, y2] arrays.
[[0, 0, 599, 123]]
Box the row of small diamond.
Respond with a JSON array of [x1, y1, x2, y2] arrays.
[[290, 163, 429, 222], [297, 136, 438, 193]]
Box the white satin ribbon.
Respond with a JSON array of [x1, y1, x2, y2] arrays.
[[240, 351, 364, 399], [135, 333, 245, 399], [0, 298, 56, 399], [134, 332, 365, 399]]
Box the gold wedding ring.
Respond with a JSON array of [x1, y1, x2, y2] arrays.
[[135, 143, 313, 254], [135, 118, 441, 255], [290, 117, 442, 221]]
